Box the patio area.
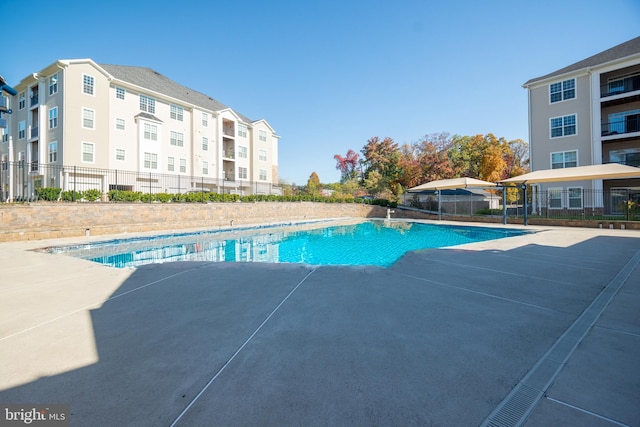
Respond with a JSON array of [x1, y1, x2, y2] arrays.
[[0, 222, 639, 426]]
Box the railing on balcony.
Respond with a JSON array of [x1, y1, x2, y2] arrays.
[[29, 160, 39, 173], [223, 151, 235, 159], [601, 75, 640, 97], [30, 96, 38, 107], [601, 115, 640, 136], [30, 126, 39, 139]]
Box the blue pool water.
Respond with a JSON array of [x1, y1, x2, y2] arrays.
[[47, 220, 530, 268]]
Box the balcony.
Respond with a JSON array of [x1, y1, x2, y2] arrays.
[[30, 95, 39, 107], [223, 150, 235, 159], [29, 160, 39, 173], [601, 114, 640, 137], [30, 126, 39, 139], [601, 75, 640, 98]]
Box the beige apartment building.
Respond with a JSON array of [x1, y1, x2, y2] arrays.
[[0, 59, 280, 199], [524, 36, 640, 215]]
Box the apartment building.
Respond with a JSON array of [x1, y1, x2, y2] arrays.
[[523, 36, 640, 214], [0, 59, 280, 199]]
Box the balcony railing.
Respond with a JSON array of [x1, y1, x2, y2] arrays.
[[30, 126, 39, 139], [607, 159, 640, 168], [30, 160, 39, 173], [30, 95, 39, 107], [601, 115, 640, 136], [601, 75, 640, 97]]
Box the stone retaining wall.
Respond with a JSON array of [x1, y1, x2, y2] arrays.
[[2, 203, 637, 242], [0, 202, 390, 242]]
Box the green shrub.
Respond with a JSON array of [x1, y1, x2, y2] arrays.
[[61, 190, 82, 202], [83, 189, 101, 202], [155, 193, 172, 203], [140, 193, 154, 203], [36, 187, 62, 201]]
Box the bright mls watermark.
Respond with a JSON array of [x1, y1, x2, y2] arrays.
[[0, 405, 69, 426]]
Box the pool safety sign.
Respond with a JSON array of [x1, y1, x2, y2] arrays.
[[0, 404, 69, 426]]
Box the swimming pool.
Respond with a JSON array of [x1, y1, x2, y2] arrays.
[[44, 220, 531, 268]]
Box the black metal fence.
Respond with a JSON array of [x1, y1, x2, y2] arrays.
[[0, 161, 282, 202], [402, 188, 640, 221]]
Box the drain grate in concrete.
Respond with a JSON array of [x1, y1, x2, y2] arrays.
[[482, 248, 640, 427]]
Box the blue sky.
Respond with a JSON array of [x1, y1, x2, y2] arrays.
[[1, 0, 638, 184]]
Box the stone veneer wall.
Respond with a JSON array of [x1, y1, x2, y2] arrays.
[[0, 202, 393, 242], [2, 203, 637, 242]]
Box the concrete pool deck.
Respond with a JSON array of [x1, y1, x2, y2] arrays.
[[0, 220, 639, 426]]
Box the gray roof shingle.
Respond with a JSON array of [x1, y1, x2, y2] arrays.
[[524, 36, 640, 86], [99, 64, 254, 123]]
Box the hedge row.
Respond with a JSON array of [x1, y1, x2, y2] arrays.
[[35, 188, 101, 202], [30, 188, 398, 208]]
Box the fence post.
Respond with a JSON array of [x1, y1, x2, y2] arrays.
[[502, 186, 507, 225], [627, 189, 631, 221], [73, 165, 76, 202], [201, 176, 204, 203], [522, 183, 528, 226]]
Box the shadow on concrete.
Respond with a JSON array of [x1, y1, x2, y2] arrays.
[[1, 236, 639, 426]]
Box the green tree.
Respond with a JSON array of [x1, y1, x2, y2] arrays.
[[361, 136, 401, 196], [306, 172, 321, 196]]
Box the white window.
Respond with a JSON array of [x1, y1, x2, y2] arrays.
[[83, 74, 94, 95], [140, 95, 155, 113], [49, 107, 58, 129], [202, 112, 208, 127], [179, 158, 186, 173], [238, 146, 247, 158], [116, 87, 125, 100], [202, 161, 209, 175], [259, 169, 267, 181], [568, 187, 583, 209], [202, 137, 208, 151], [167, 157, 175, 172], [19, 92, 25, 110], [551, 150, 577, 169], [82, 142, 95, 163], [259, 130, 267, 142], [48, 73, 58, 95], [170, 131, 184, 147], [49, 141, 58, 162], [82, 108, 95, 129], [238, 167, 248, 179], [116, 148, 125, 161], [238, 124, 247, 137], [144, 123, 158, 141], [18, 121, 26, 139], [549, 188, 562, 209], [170, 105, 184, 121], [144, 152, 158, 169], [259, 150, 267, 161], [550, 114, 576, 138], [550, 78, 575, 103], [116, 118, 125, 130]]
